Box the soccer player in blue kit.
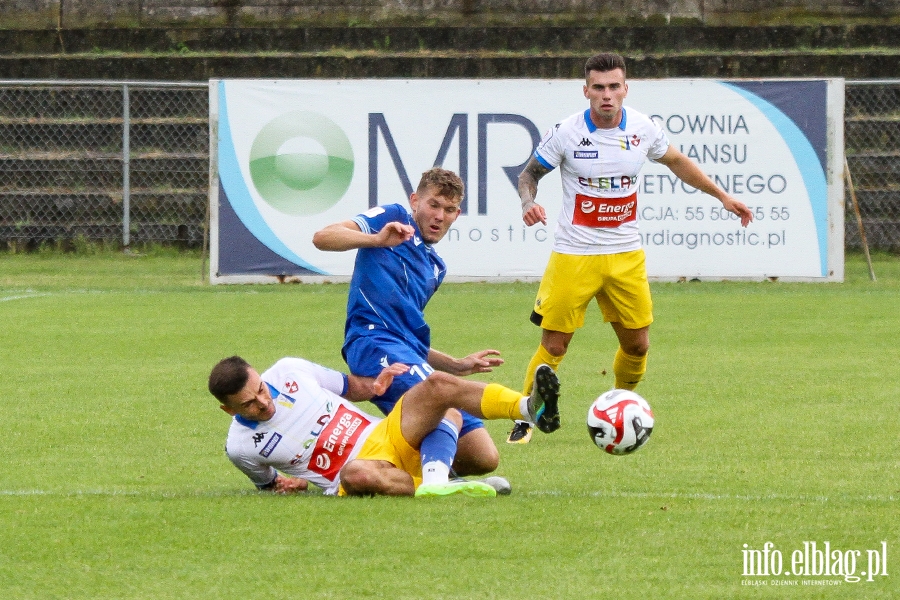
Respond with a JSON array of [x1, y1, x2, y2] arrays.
[[314, 168, 548, 492]]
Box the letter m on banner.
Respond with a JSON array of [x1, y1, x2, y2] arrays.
[[368, 113, 470, 213]]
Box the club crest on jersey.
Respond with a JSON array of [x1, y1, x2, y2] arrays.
[[282, 380, 299, 394], [620, 134, 641, 150]]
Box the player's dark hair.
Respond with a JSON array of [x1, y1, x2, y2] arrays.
[[417, 167, 464, 203], [584, 53, 627, 78], [208, 355, 251, 403]]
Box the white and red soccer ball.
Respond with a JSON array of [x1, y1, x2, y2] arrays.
[[587, 389, 654, 455]]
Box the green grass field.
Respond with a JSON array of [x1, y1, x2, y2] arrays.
[[1, 250, 898, 599]]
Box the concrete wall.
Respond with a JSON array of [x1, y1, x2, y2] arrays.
[[4, 0, 900, 29]]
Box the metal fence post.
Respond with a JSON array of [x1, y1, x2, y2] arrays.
[[122, 83, 131, 248]]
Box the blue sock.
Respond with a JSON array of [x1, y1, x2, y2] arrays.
[[420, 419, 459, 484]]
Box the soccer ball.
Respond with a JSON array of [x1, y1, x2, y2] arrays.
[[587, 389, 654, 455]]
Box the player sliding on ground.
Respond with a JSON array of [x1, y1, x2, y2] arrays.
[[208, 356, 560, 497]]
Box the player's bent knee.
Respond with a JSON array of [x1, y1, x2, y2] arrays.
[[471, 446, 500, 474], [452, 450, 499, 476], [419, 371, 462, 404], [541, 333, 571, 357], [453, 429, 500, 475], [339, 460, 377, 495], [482, 444, 501, 472], [624, 340, 650, 356]]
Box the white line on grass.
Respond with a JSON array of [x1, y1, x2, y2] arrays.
[[530, 489, 898, 503], [0, 288, 262, 301], [0, 489, 262, 498], [0, 293, 50, 302], [1, 489, 896, 503]]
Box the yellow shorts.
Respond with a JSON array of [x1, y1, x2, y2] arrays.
[[533, 249, 653, 333], [338, 397, 421, 495]]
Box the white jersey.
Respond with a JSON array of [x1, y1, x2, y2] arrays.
[[224, 358, 380, 495], [534, 107, 670, 255]]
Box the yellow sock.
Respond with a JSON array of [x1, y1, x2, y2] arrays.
[[522, 343, 564, 394], [613, 347, 647, 390], [480, 383, 528, 421]]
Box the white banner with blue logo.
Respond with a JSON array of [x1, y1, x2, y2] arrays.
[[209, 78, 844, 282]]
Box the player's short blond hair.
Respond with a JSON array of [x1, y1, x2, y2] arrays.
[[417, 167, 464, 203]]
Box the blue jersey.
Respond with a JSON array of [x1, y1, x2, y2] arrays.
[[342, 203, 446, 360], [340, 203, 485, 437]]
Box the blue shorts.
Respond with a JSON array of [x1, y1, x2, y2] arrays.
[[343, 333, 485, 437]]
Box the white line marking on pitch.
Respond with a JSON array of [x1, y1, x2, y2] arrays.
[[1, 489, 895, 503], [527, 490, 897, 503], [0, 293, 50, 302]]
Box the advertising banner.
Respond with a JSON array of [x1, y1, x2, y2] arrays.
[[209, 78, 844, 283]]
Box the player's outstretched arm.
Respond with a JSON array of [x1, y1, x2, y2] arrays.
[[427, 348, 504, 377], [345, 363, 410, 401], [657, 146, 753, 227], [313, 220, 414, 251]]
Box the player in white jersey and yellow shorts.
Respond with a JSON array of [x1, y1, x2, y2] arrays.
[[208, 355, 561, 497], [508, 52, 754, 443], [533, 250, 653, 335]]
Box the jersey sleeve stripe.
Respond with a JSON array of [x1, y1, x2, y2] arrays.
[[352, 215, 372, 234], [534, 152, 555, 170]]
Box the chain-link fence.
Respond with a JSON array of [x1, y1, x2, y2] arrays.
[[0, 81, 208, 249], [845, 80, 900, 253], [0, 80, 898, 252]]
